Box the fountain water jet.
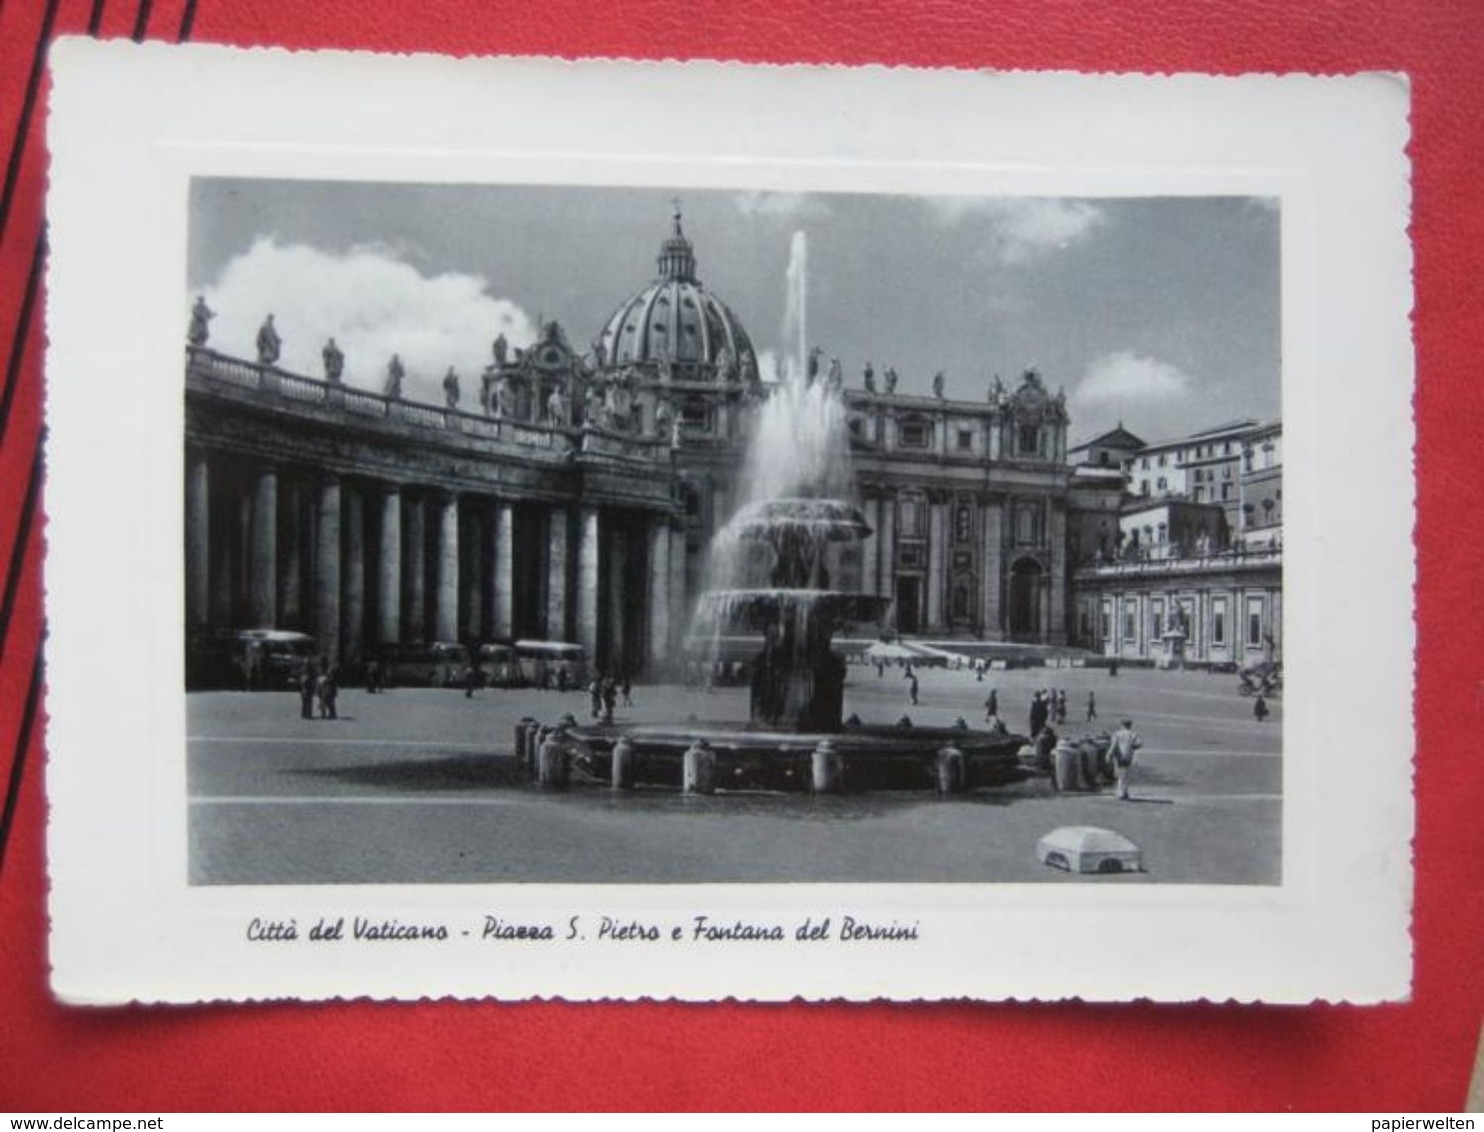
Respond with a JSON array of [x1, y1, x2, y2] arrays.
[[521, 242, 1029, 793]]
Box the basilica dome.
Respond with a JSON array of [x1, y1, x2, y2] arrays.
[[596, 211, 759, 383]]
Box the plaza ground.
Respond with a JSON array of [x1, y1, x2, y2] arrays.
[[188, 662, 1281, 885]]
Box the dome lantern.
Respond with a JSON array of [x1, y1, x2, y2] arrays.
[[656, 200, 697, 283]]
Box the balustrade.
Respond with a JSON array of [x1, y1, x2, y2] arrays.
[[188, 348, 672, 463]]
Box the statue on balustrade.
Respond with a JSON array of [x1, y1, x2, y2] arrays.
[[862, 362, 876, 394], [988, 373, 1005, 405], [583, 381, 603, 427], [547, 385, 570, 427], [492, 375, 513, 419], [256, 314, 281, 366], [604, 376, 632, 431], [807, 346, 822, 384], [443, 366, 461, 408], [828, 356, 844, 391], [884, 366, 899, 394], [188, 296, 214, 347], [653, 397, 673, 440], [932, 371, 946, 399], [321, 338, 344, 383], [491, 333, 509, 367], [384, 354, 405, 400]]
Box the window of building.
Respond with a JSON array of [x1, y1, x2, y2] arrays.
[[1194, 486, 1205, 502], [1158, 454, 1167, 468], [1156, 476, 1167, 492], [1140, 482, 1150, 497], [957, 430, 973, 451], [900, 421, 930, 448], [1157, 522, 1167, 543], [899, 496, 921, 537], [899, 544, 924, 569], [952, 582, 971, 620], [680, 402, 710, 431], [1212, 598, 1227, 646], [1018, 425, 1040, 456], [1100, 604, 1112, 641], [1141, 457, 1150, 470], [1098, 451, 1110, 466], [1124, 606, 1136, 640], [1247, 596, 1264, 646], [955, 504, 972, 543], [1015, 503, 1039, 546], [1151, 599, 1164, 638], [1222, 484, 1232, 501]]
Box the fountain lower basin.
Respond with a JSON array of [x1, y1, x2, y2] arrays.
[[552, 720, 1031, 793]]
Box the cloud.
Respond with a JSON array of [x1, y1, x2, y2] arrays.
[[198, 237, 537, 402], [1075, 351, 1195, 405], [925, 196, 1104, 264], [732, 191, 827, 220]]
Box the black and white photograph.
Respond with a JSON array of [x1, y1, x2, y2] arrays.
[[183, 181, 1284, 887], [44, 44, 1412, 1003]]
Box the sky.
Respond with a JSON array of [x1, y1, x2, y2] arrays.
[[188, 181, 1281, 445]]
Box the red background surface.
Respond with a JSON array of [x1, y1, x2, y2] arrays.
[[1, 0, 1479, 1112]]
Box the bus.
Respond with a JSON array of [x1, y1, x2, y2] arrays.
[[514, 640, 588, 689]]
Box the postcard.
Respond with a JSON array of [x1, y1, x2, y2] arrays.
[[45, 42, 1413, 1002]]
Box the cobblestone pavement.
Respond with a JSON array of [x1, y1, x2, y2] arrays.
[[188, 664, 1280, 885]]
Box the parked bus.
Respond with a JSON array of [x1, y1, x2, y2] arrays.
[[514, 640, 588, 689], [475, 641, 522, 687], [232, 629, 318, 689], [377, 641, 472, 688]]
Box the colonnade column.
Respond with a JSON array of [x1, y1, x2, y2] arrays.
[[249, 466, 278, 627], [377, 487, 402, 645], [278, 481, 303, 628], [315, 475, 341, 656], [492, 502, 514, 639], [186, 449, 210, 629], [668, 526, 687, 659], [435, 492, 460, 642], [860, 495, 880, 597], [1048, 503, 1067, 644], [576, 506, 600, 659], [464, 506, 483, 640], [981, 495, 1003, 641], [341, 485, 365, 662], [926, 495, 946, 632], [546, 507, 569, 641], [647, 517, 671, 674], [606, 524, 627, 672], [403, 495, 425, 642], [877, 492, 896, 626]]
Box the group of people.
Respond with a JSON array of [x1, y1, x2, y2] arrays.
[[588, 674, 633, 724], [296, 658, 340, 720]]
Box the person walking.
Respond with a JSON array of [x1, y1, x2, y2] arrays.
[[984, 687, 998, 723], [318, 662, 339, 720], [1109, 717, 1142, 801], [1253, 693, 1270, 723], [589, 677, 603, 719], [621, 676, 633, 707], [602, 677, 618, 725], [1029, 690, 1049, 738], [1086, 689, 1097, 722], [906, 667, 919, 706], [297, 666, 315, 720], [1055, 689, 1068, 725]]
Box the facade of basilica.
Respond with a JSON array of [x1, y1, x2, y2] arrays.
[[184, 213, 1280, 680]]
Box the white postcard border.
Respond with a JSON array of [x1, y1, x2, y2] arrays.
[[44, 43, 1413, 1003]]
